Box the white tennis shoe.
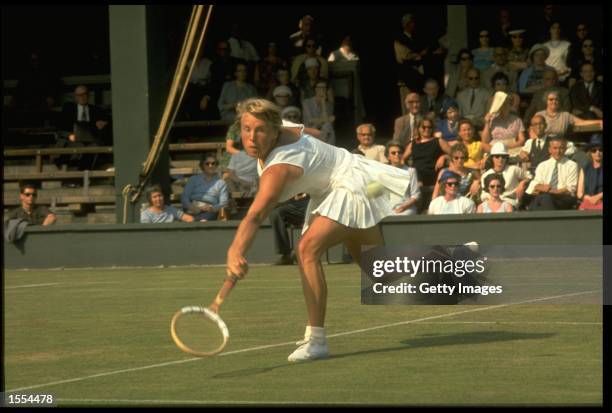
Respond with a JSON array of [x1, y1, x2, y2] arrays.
[[287, 338, 329, 362]]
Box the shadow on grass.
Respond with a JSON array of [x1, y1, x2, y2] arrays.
[[211, 330, 555, 379]]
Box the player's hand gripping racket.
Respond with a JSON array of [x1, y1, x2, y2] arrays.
[[170, 274, 238, 356]]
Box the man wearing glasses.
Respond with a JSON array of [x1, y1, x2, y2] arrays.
[[181, 154, 229, 222], [393, 92, 423, 145], [456, 68, 491, 129], [5, 182, 56, 226]]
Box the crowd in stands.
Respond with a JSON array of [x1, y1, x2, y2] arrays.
[[4, 6, 604, 229]]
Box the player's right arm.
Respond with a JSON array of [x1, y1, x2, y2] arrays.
[[226, 163, 303, 278]]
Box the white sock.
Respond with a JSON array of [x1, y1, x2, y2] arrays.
[[309, 326, 326, 342]]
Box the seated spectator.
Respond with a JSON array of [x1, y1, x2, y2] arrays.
[[518, 44, 556, 96], [526, 136, 578, 210], [457, 119, 490, 170], [281, 106, 302, 124], [542, 21, 572, 84], [181, 153, 230, 221], [507, 29, 529, 73], [456, 68, 491, 129], [385, 141, 420, 215], [227, 23, 260, 66], [445, 48, 474, 98], [486, 72, 520, 115], [477, 173, 513, 213], [302, 79, 335, 145], [568, 38, 603, 88], [217, 62, 258, 121], [291, 38, 328, 85], [269, 194, 310, 265], [354, 123, 387, 163], [393, 92, 424, 146], [141, 185, 194, 223], [183, 50, 219, 120], [254, 42, 287, 96], [394, 13, 427, 93], [265, 68, 299, 106], [568, 22, 590, 77], [523, 68, 571, 124], [569, 63, 603, 119], [434, 99, 460, 143], [482, 91, 526, 158], [328, 35, 359, 62], [519, 115, 556, 175], [272, 85, 294, 110], [223, 150, 258, 196], [54, 85, 111, 171], [428, 170, 476, 215], [577, 134, 603, 211], [289, 15, 322, 57], [535, 90, 603, 140], [472, 29, 495, 71], [421, 78, 453, 120], [4, 182, 56, 226], [481, 142, 530, 209], [482, 47, 518, 93], [431, 142, 480, 200]]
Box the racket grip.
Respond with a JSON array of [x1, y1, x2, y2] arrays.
[[211, 275, 238, 310]]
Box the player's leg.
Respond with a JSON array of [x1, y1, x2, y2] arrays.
[[343, 224, 385, 271]]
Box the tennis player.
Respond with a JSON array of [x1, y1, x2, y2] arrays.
[[226, 98, 412, 362]]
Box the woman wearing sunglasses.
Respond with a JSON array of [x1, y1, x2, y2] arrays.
[[577, 134, 603, 211], [477, 173, 513, 213], [428, 170, 476, 215], [431, 142, 480, 200]]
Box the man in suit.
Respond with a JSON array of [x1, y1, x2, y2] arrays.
[[456, 68, 491, 129], [420, 78, 453, 120], [569, 63, 603, 119], [54, 85, 111, 170], [393, 92, 423, 146]]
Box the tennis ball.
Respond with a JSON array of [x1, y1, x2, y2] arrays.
[[366, 181, 384, 198]]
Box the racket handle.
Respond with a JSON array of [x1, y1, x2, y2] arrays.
[[210, 275, 238, 312]]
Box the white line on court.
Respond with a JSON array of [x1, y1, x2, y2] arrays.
[[5, 283, 63, 289], [5, 289, 599, 393], [55, 398, 370, 405], [414, 321, 601, 326]]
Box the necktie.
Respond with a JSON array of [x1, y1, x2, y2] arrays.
[[536, 139, 541, 151], [410, 116, 416, 141], [587, 83, 592, 97], [429, 99, 434, 111], [549, 161, 558, 190], [470, 89, 475, 109]]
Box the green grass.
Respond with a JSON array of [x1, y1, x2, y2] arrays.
[[3, 264, 602, 406]]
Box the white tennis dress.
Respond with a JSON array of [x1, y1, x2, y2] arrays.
[[257, 134, 412, 233]]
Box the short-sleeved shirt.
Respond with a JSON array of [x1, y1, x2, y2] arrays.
[[5, 205, 53, 225], [428, 196, 476, 215], [357, 144, 388, 163], [535, 110, 577, 139], [227, 151, 258, 184], [140, 205, 185, 223], [489, 114, 525, 156]]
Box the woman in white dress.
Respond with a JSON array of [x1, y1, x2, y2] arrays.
[[223, 98, 412, 362]]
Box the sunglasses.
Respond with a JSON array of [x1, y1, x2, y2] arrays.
[[492, 155, 507, 159], [489, 185, 503, 189], [205, 162, 218, 166], [389, 151, 400, 155], [445, 182, 459, 187], [23, 192, 37, 197], [453, 156, 465, 160], [590, 148, 602, 153]]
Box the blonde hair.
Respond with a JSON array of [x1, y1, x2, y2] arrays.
[[236, 98, 283, 134]]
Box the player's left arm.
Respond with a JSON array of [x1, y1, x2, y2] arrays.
[[226, 163, 304, 278]]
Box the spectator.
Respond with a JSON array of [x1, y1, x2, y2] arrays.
[[217, 62, 258, 121], [492, 8, 513, 47], [225, 119, 242, 156], [181, 153, 230, 221], [223, 149, 259, 197], [289, 15, 322, 57], [535, 90, 602, 140], [518, 44, 556, 96], [434, 99, 461, 143], [526, 136, 579, 211], [481, 142, 530, 209], [209, 40, 241, 105], [456, 68, 491, 129], [445, 48, 474, 98], [401, 118, 450, 211], [457, 119, 490, 171], [394, 13, 428, 93], [482, 91, 526, 158], [519, 114, 556, 175], [291, 38, 328, 85], [534, 4, 560, 44], [523, 68, 571, 124], [393, 92, 423, 145], [227, 23, 260, 65], [354, 123, 387, 163], [576, 134, 603, 211], [54, 85, 111, 171], [281, 106, 302, 124], [487, 72, 521, 115], [328, 35, 359, 62], [568, 38, 603, 88], [507, 29, 529, 73], [297, 58, 326, 103], [482, 47, 518, 93], [272, 85, 294, 110], [428, 170, 476, 215], [269, 194, 310, 265], [265, 68, 299, 105], [421, 78, 453, 120], [569, 62, 603, 119], [302, 79, 335, 145], [431, 142, 480, 200], [4, 182, 56, 226], [477, 173, 513, 213], [141, 185, 194, 223], [472, 29, 495, 71], [254, 42, 287, 96], [385, 141, 420, 215], [542, 21, 572, 84], [183, 50, 218, 120]]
